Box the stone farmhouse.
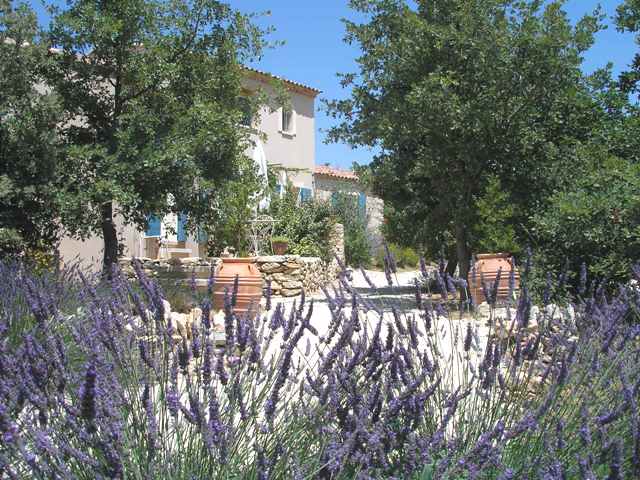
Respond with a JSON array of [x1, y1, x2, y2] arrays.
[[59, 69, 382, 268]]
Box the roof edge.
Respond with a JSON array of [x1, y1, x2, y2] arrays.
[[243, 67, 321, 98]]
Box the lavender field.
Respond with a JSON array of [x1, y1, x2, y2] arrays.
[[1, 255, 639, 479]]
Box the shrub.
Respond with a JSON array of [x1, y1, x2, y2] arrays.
[[374, 243, 419, 269], [330, 192, 372, 267], [270, 186, 335, 259], [532, 154, 640, 288], [1, 256, 640, 478], [400, 246, 420, 268], [0, 227, 25, 258], [472, 174, 522, 255]]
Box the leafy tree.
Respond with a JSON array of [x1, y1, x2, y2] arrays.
[[616, 0, 640, 94], [44, 0, 270, 273], [326, 0, 602, 280], [0, 2, 63, 257], [532, 148, 640, 285]]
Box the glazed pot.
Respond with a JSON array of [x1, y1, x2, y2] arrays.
[[212, 258, 263, 314], [467, 253, 519, 304], [272, 241, 288, 255]]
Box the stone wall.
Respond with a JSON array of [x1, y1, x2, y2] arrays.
[[255, 255, 340, 297], [119, 254, 340, 297], [118, 223, 345, 297]]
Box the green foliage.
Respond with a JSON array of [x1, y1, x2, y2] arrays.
[[270, 186, 335, 260], [400, 246, 420, 269], [374, 243, 419, 270], [271, 235, 289, 243], [616, 0, 640, 93], [0, 2, 64, 256], [41, 0, 271, 271], [0, 228, 25, 258], [326, 0, 604, 280], [532, 151, 640, 285], [472, 175, 521, 255], [330, 192, 371, 267], [204, 158, 261, 256]]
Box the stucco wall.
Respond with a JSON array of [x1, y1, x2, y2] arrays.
[[242, 77, 316, 189], [58, 214, 140, 271]]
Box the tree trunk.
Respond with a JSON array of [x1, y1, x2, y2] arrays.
[[101, 202, 118, 278], [455, 220, 471, 298]]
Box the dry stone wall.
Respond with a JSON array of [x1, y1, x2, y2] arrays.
[[255, 255, 340, 297], [118, 254, 340, 297], [119, 223, 345, 297]]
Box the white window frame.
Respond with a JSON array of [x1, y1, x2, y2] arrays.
[[279, 106, 296, 136]]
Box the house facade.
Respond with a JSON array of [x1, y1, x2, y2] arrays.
[[58, 69, 384, 268], [59, 69, 320, 268]]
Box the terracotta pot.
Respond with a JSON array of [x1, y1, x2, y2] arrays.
[[272, 241, 288, 255], [212, 258, 263, 314], [467, 253, 519, 304]]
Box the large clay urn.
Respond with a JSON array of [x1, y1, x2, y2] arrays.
[[467, 253, 519, 304], [212, 258, 263, 314]]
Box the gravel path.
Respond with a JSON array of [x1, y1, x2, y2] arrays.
[[263, 268, 490, 388]]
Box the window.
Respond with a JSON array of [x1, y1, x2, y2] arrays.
[[281, 107, 294, 134], [145, 215, 161, 237], [177, 213, 188, 242], [358, 192, 367, 216], [299, 187, 312, 203]]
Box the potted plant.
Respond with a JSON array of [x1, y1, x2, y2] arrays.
[[271, 235, 289, 255]]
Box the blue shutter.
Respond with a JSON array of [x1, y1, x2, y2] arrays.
[[197, 226, 208, 243], [358, 192, 367, 216], [331, 192, 339, 206], [276, 184, 284, 196], [299, 187, 312, 203], [146, 215, 161, 237], [177, 213, 187, 242]]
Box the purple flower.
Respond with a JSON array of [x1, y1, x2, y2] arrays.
[[463, 323, 472, 352], [256, 445, 270, 480], [207, 264, 216, 295], [79, 362, 97, 430], [230, 274, 240, 308], [189, 267, 197, 295], [142, 382, 157, 453], [178, 338, 191, 373], [167, 354, 180, 417], [384, 243, 398, 274], [265, 279, 272, 311], [202, 339, 213, 385], [201, 298, 211, 331], [361, 267, 376, 289], [224, 288, 236, 348], [608, 440, 622, 480], [383, 256, 393, 287], [216, 350, 228, 386]]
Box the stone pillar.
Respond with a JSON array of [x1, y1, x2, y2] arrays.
[[330, 223, 345, 263]]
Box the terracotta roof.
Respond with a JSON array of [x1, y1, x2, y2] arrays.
[[243, 67, 321, 98], [314, 165, 359, 181]]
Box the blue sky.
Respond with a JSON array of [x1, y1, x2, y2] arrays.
[[30, 1, 638, 169]]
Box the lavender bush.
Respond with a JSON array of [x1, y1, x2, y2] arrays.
[[0, 254, 639, 479]]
